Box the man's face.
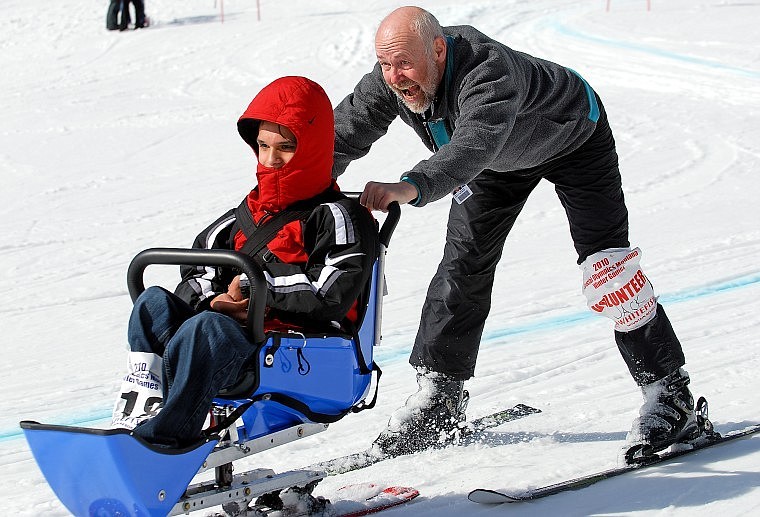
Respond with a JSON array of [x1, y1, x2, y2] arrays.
[[375, 33, 442, 114]]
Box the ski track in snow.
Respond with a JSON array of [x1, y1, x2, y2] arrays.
[[1, 0, 759, 515]]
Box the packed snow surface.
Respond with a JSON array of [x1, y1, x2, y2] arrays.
[[2, 0, 759, 515]]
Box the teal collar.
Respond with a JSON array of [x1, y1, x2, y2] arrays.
[[443, 35, 455, 94], [424, 35, 455, 122]]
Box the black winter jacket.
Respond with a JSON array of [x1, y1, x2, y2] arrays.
[[174, 195, 379, 328]]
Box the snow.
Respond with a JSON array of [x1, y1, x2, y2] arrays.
[[1, 0, 759, 515]]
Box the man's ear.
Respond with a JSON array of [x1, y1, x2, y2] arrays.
[[433, 36, 447, 64]]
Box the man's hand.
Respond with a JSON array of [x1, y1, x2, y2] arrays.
[[210, 275, 249, 323], [360, 180, 418, 212]]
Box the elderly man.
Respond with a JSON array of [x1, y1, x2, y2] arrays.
[[332, 6, 698, 461]]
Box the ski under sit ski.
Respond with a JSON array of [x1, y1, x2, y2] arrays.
[[310, 404, 541, 476]]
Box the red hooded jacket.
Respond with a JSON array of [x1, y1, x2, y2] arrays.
[[235, 76, 337, 264], [174, 77, 379, 330]]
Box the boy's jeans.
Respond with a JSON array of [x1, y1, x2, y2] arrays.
[[128, 286, 255, 447]]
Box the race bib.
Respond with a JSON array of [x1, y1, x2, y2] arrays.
[[581, 248, 657, 332], [111, 352, 164, 430]]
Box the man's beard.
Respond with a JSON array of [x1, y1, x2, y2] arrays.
[[389, 56, 439, 114], [390, 84, 435, 114]]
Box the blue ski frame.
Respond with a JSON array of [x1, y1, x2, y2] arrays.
[[21, 200, 400, 516]]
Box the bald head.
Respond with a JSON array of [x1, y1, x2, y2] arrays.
[[375, 6, 447, 113], [376, 6, 444, 58]]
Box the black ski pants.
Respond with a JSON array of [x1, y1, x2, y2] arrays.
[[106, 0, 145, 30], [409, 95, 685, 384], [106, 0, 121, 30]]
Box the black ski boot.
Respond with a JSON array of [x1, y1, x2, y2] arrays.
[[372, 369, 469, 458], [626, 368, 700, 462]]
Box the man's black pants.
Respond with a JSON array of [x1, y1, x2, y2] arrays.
[[410, 96, 685, 384]]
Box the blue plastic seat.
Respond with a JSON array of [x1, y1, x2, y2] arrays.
[[211, 258, 383, 441], [125, 202, 398, 443]]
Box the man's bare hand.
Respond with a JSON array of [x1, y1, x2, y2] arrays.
[[360, 181, 418, 212]]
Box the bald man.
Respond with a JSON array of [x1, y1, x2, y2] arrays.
[[332, 6, 699, 462]]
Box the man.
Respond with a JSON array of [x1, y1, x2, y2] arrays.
[[332, 6, 697, 459], [112, 76, 379, 447]]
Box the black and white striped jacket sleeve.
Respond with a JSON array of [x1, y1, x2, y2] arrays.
[[174, 208, 238, 311], [173, 199, 379, 322], [263, 198, 379, 322]]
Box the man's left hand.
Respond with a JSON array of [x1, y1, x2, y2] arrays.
[[360, 180, 418, 212]]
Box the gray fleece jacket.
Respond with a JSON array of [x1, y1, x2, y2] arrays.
[[333, 25, 599, 207]]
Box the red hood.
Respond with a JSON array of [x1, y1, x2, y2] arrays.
[[238, 76, 335, 213]]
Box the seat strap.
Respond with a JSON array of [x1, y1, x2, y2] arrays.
[[202, 399, 256, 438], [234, 188, 347, 258], [235, 200, 310, 259], [349, 363, 382, 414]]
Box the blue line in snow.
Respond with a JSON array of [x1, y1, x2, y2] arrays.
[[4, 272, 759, 443], [376, 271, 760, 358], [550, 20, 760, 79], [481, 271, 760, 343]]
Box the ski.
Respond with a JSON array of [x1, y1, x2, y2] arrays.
[[234, 483, 419, 516], [468, 422, 760, 505], [309, 404, 541, 476], [329, 484, 419, 517]]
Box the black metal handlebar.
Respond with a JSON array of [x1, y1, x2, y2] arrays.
[[127, 248, 268, 344], [125, 199, 401, 346], [340, 193, 400, 248]]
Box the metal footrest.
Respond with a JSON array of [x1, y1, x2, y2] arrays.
[[170, 468, 325, 515]]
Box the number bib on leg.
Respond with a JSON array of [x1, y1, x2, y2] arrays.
[[111, 352, 164, 430], [581, 248, 657, 332]]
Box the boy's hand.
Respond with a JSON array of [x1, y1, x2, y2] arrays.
[[210, 275, 249, 322]]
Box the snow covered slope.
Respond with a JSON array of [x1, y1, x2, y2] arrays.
[[1, 0, 759, 515]]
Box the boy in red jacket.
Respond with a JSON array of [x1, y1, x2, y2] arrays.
[[112, 77, 379, 447]]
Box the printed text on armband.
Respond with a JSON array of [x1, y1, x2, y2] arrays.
[[616, 296, 657, 328], [614, 249, 639, 269], [591, 269, 648, 312], [583, 249, 640, 290], [584, 265, 614, 289]]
